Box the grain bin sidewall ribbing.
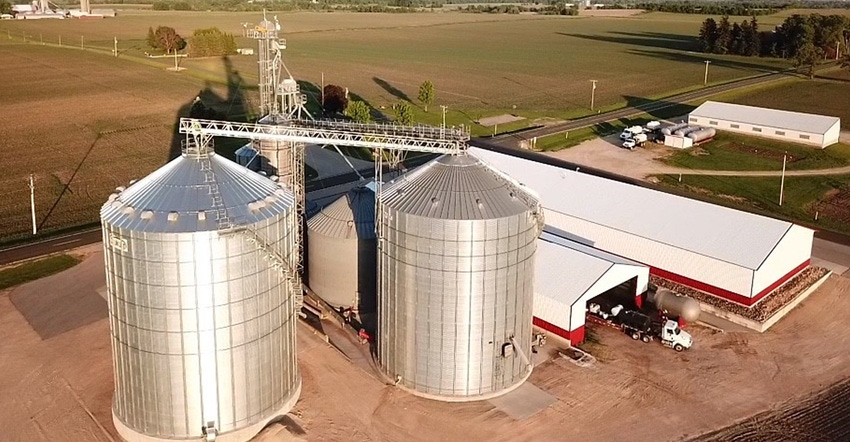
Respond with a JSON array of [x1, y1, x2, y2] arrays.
[[377, 209, 537, 401], [102, 204, 300, 440]]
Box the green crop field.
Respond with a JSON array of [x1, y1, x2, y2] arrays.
[[0, 9, 840, 240], [0, 10, 793, 126]]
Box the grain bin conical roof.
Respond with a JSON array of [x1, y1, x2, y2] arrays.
[[380, 153, 535, 220], [307, 185, 375, 239], [101, 150, 294, 233]]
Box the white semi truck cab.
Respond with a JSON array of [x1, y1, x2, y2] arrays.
[[658, 320, 693, 352]]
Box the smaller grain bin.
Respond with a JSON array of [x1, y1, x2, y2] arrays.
[[378, 154, 544, 402], [306, 185, 376, 313]]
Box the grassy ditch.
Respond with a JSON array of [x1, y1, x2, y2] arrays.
[[664, 133, 850, 171], [654, 173, 850, 235], [0, 255, 82, 291]]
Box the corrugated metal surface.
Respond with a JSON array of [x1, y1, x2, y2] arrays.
[[101, 150, 301, 441], [102, 152, 292, 233], [469, 146, 797, 270], [307, 186, 377, 309], [690, 101, 840, 134], [380, 154, 533, 220], [306, 186, 375, 240], [534, 231, 648, 335], [377, 153, 543, 400]]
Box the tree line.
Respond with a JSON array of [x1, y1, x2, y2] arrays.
[[637, 2, 778, 16], [697, 13, 850, 76], [321, 80, 437, 126], [145, 26, 236, 57]]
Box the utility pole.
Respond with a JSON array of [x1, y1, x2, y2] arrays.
[[321, 72, 325, 109], [779, 152, 787, 206], [81, 35, 84, 49], [590, 80, 597, 111], [113, 36, 118, 57], [704, 60, 711, 86], [59, 35, 62, 46], [29, 174, 37, 235], [440, 105, 447, 128]]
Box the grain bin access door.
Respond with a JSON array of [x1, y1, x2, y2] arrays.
[[533, 231, 649, 345]]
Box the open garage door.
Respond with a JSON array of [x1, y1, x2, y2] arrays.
[[534, 231, 648, 345]]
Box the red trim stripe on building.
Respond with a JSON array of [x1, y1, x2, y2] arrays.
[[533, 317, 585, 345], [650, 260, 810, 307]]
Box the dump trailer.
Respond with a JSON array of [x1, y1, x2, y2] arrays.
[[586, 304, 693, 352]]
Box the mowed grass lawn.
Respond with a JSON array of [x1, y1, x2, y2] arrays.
[[664, 132, 850, 171], [656, 173, 850, 234]]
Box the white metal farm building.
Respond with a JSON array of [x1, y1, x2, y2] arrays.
[[471, 147, 814, 310], [534, 231, 649, 344], [688, 101, 841, 148]]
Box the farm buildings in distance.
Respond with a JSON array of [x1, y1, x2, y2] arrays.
[[688, 101, 841, 148]]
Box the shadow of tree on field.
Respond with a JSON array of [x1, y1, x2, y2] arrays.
[[622, 95, 696, 121], [556, 31, 699, 52], [373, 77, 411, 103], [349, 92, 389, 122], [626, 49, 787, 73], [167, 56, 253, 162]]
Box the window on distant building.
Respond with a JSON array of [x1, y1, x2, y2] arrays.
[[800, 134, 811, 140], [710, 121, 718, 125], [776, 131, 785, 136], [689, 118, 698, 123], [753, 127, 762, 133], [731, 124, 740, 129]]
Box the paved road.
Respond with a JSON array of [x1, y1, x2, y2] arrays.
[[479, 66, 838, 149], [0, 229, 101, 266]]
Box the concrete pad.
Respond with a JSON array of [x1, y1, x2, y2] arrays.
[[488, 381, 557, 420], [811, 257, 848, 276], [9, 251, 107, 340], [477, 114, 525, 127]]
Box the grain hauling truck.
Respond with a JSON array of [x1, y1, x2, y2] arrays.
[[587, 303, 694, 352]]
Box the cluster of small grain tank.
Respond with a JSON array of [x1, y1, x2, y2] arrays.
[[662, 122, 716, 146]]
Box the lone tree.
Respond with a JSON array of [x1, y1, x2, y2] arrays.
[[346, 100, 372, 123], [146, 26, 186, 54], [417, 80, 435, 112], [393, 101, 413, 125], [323, 84, 348, 115], [794, 41, 822, 79]]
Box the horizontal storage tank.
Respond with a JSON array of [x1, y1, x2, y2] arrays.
[[673, 126, 700, 137], [686, 128, 716, 143], [100, 140, 301, 442], [307, 185, 376, 312], [661, 123, 689, 136], [648, 289, 701, 322], [378, 154, 544, 401]]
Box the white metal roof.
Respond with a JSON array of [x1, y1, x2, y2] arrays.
[[690, 101, 840, 134], [535, 231, 646, 309], [470, 146, 801, 270]]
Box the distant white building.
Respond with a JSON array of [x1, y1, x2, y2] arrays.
[[688, 101, 841, 148]]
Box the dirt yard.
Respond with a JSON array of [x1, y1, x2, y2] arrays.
[[3, 251, 850, 442]]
